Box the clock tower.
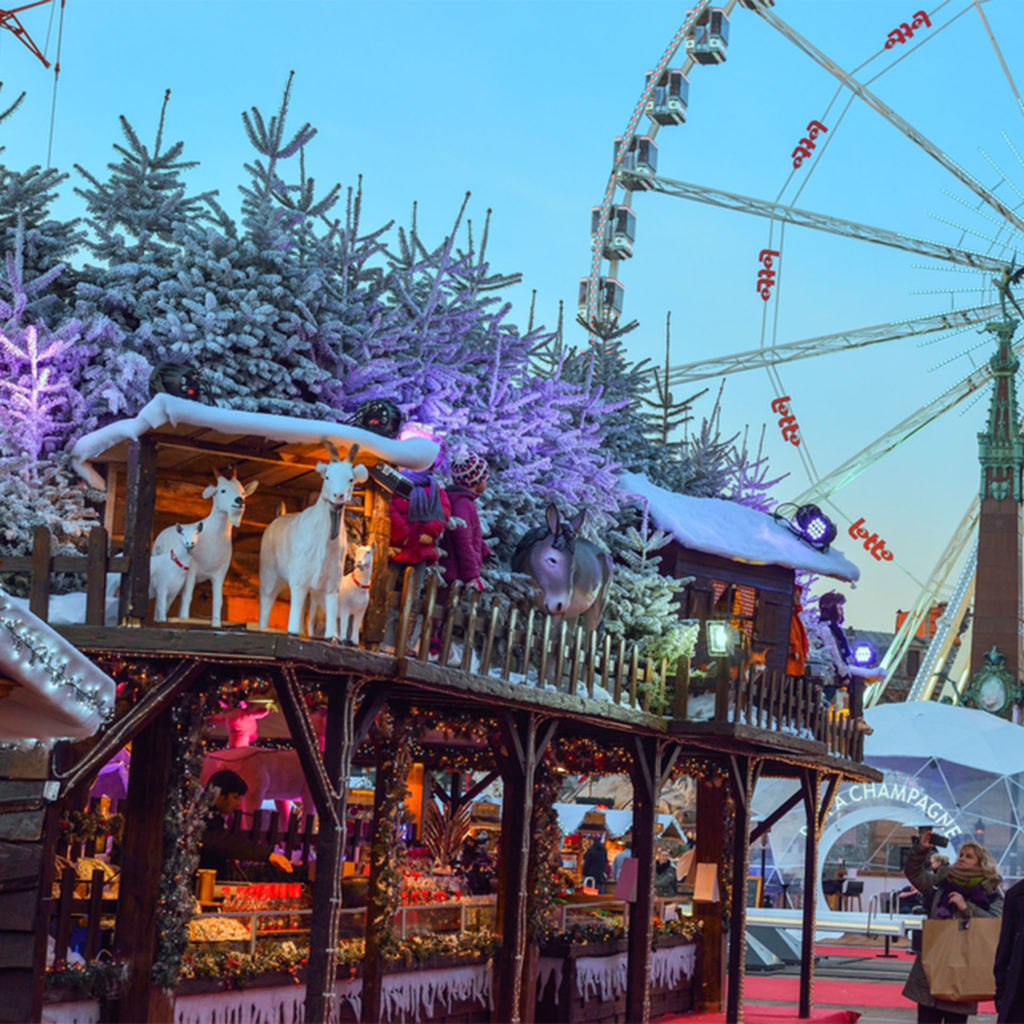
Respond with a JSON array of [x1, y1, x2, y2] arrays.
[[966, 314, 1024, 719]]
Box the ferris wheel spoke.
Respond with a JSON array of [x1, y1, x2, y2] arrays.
[[619, 170, 1007, 273], [793, 334, 1024, 506], [666, 304, 1001, 385], [751, 4, 1024, 239]]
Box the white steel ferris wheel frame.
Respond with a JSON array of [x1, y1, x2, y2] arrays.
[[584, 0, 1024, 703]]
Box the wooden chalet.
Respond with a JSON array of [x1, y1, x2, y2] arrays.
[[0, 399, 879, 1024]]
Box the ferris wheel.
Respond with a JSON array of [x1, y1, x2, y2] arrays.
[[582, 0, 1024, 703]]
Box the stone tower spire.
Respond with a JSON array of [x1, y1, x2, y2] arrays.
[[966, 315, 1024, 717]]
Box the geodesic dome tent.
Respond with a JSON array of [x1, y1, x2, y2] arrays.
[[752, 701, 1024, 909]]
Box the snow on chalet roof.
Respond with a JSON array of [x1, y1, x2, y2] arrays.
[[0, 589, 115, 745], [618, 471, 860, 582], [70, 395, 441, 491]]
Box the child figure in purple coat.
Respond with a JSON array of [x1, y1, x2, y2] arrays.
[[441, 453, 491, 592]]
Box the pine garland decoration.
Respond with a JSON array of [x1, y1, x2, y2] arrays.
[[152, 689, 215, 989]]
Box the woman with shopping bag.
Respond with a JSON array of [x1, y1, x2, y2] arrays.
[[902, 834, 1003, 1023]]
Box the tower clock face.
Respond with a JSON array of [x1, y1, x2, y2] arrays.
[[976, 673, 1009, 713]]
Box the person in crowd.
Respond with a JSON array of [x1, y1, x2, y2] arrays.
[[582, 833, 609, 887], [994, 876, 1024, 1023], [199, 770, 294, 878], [611, 835, 632, 881], [459, 831, 494, 896], [653, 848, 677, 898], [440, 452, 491, 593], [901, 835, 1003, 1023], [812, 591, 886, 734]]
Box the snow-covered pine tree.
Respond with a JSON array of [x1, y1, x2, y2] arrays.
[[75, 89, 217, 331], [602, 515, 699, 665], [341, 197, 623, 561], [0, 163, 85, 324]]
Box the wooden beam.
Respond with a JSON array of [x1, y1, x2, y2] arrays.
[[750, 790, 802, 845], [58, 659, 204, 801], [119, 437, 157, 623], [272, 667, 338, 828], [146, 431, 322, 470]]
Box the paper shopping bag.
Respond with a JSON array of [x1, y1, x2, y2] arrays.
[[921, 917, 1000, 1003]]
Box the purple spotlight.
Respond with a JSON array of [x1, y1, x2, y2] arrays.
[[793, 504, 837, 552]]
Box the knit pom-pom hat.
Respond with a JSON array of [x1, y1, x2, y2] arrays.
[[451, 453, 489, 488]]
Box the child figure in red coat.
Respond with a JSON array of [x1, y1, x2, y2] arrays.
[[441, 453, 490, 592], [389, 469, 450, 568]]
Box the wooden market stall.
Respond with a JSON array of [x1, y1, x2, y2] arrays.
[[0, 398, 880, 1024]]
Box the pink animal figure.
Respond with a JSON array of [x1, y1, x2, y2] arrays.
[[258, 441, 367, 639], [178, 469, 259, 627], [208, 704, 270, 748], [202, 708, 326, 821]]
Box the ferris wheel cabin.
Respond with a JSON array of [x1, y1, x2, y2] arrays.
[[591, 206, 636, 261], [578, 277, 624, 331], [685, 7, 729, 64], [613, 135, 658, 185], [645, 69, 690, 125]]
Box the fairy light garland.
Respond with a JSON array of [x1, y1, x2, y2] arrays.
[[0, 609, 114, 720]]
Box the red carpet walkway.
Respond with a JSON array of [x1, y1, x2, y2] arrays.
[[655, 940, 998, 1024]]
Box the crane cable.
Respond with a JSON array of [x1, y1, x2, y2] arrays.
[[45, 0, 63, 168]]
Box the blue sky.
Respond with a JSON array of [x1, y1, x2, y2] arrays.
[[4, 0, 1024, 632]]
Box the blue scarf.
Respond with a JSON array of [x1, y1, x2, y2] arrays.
[[403, 470, 443, 522]]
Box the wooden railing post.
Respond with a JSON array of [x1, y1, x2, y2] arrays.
[[85, 526, 109, 626], [29, 525, 51, 620], [672, 655, 691, 720]]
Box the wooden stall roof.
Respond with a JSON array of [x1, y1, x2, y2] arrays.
[[620, 470, 860, 582], [69, 395, 440, 493]]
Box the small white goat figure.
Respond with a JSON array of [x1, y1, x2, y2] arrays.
[[149, 522, 203, 622], [337, 543, 374, 644], [258, 440, 368, 639], [177, 469, 259, 627]]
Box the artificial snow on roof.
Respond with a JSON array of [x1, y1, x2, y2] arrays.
[[70, 395, 441, 490], [619, 471, 860, 582], [0, 589, 115, 745]]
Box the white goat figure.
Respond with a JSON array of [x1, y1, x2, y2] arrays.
[[258, 441, 368, 639], [149, 522, 203, 622], [337, 543, 374, 644], [177, 469, 259, 627]]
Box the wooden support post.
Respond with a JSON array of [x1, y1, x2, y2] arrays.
[[625, 736, 674, 1024], [362, 479, 392, 647], [492, 713, 556, 1024], [672, 656, 691, 720], [725, 756, 754, 1024], [29, 525, 51, 620], [798, 770, 836, 1017], [114, 710, 176, 1023], [304, 678, 355, 1024], [85, 526, 109, 626], [694, 772, 727, 1012], [119, 436, 157, 624]]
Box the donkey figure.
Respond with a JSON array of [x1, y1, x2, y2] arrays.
[[511, 504, 613, 632]]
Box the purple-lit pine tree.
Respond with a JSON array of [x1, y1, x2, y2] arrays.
[[0, 236, 96, 567]]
